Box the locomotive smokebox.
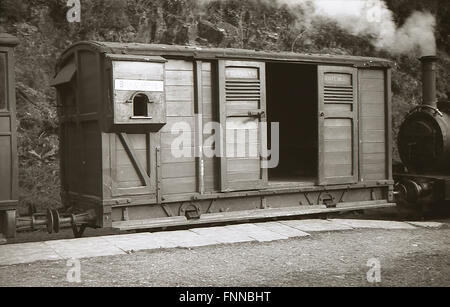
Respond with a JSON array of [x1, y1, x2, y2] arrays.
[[420, 55, 438, 108]]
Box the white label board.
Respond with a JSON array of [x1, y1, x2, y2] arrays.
[[115, 79, 164, 92]]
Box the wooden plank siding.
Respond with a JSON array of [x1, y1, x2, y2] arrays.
[[359, 69, 387, 181], [78, 50, 100, 114], [76, 51, 102, 197], [114, 133, 148, 188], [0, 134, 12, 200], [81, 122, 102, 196], [161, 60, 197, 195]]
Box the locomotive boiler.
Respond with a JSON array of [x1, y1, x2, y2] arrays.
[[396, 55, 450, 206]]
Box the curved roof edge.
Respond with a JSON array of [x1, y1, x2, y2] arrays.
[[0, 33, 19, 47], [60, 41, 393, 68]]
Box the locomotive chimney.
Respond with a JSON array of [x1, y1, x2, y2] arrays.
[[420, 55, 438, 108]]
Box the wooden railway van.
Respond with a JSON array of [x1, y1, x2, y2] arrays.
[[0, 33, 19, 238], [51, 42, 396, 231]]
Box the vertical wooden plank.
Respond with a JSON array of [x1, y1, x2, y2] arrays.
[[75, 50, 83, 195], [352, 71, 359, 183], [218, 60, 228, 191], [317, 66, 325, 185], [0, 52, 6, 111], [7, 49, 17, 201], [101, 132, 112, 199], [357, 70, 362, 183], [195, 61, 204, 194], [385, 68, 393, 181], [259, 63, 268, 185], [146, 133, 151, 176], [110, 133, 118, 196]]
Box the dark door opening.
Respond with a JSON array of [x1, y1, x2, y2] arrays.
[[266, 63, 318, 185]]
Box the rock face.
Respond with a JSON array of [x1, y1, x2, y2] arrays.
[[197, 19, 226, 44]]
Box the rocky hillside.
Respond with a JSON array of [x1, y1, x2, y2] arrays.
[[0, 0, 449, 212]]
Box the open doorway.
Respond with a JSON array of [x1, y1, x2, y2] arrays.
[[266, 63, 318, 185]]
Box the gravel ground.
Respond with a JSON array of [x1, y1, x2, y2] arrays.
[[1, 227, 449, 287]]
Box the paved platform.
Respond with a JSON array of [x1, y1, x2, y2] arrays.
[[0, 219, 446, 266]]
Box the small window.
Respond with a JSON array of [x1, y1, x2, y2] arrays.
[[133, 93, 149, 117]]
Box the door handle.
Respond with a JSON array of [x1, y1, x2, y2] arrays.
[[248, 110, 265, 117]]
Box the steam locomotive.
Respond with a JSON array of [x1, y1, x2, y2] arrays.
[[395, 55, 450, 210], [0, 32, 447, 241]]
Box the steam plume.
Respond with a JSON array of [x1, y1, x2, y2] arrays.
[[202, 0, 437, 56]]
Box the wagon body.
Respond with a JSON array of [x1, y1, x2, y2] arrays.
[[51, 42, 395, 230]]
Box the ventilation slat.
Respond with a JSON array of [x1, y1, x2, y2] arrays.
[[324, 89, 353, 93], [226, 98, 261, 101], [325, 93, 353, 97], [227, 91, 261, 95], [324, 84, 353, 103], [325, 85, 353, 89], [226, 86, 261, 90], [226, 79, 261, 102], [324, 88, 353, 92]]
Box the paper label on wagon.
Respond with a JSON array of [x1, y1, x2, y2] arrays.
[[115, 79, 164, 92]]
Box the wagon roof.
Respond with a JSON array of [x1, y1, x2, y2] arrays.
[[62, 41, 393, 68]]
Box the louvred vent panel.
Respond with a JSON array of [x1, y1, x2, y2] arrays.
[[225, 80, 261, 101], [324, 85, 353, 104]]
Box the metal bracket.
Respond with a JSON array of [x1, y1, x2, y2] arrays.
[[156, 147, 162, 204], [319, 193, 337, 208], [206, 199, 215, 214], [179, 202, 201, 220], [122, 207, 129, 221], [261, 197, 268, 209], [161, 204, 174, 217]]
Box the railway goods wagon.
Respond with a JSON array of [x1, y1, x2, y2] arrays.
[[2, 41, 397, 238], [48, 41, 396, 234], [0, 33, 19, 239]]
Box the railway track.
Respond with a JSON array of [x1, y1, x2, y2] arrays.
[[5, 206, 448, 245]]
